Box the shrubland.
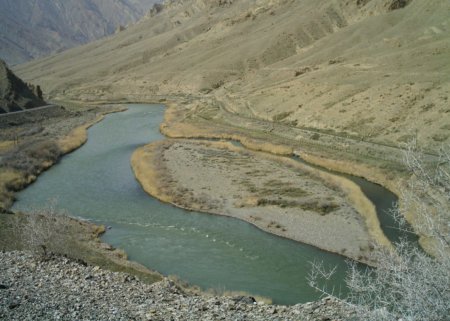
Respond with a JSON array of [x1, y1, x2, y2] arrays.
[[309, 142, 450, 321]]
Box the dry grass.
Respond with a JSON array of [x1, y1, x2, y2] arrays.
[[58, 113, 106, 153], [133, 139, 391, 262], [0, 141, 14, 152], [131, 142, 175, 205], [58, 105, 127, 154], [0, 170, 25, 211], [0, 106, 126, 213], [0, 210, 162, 284]]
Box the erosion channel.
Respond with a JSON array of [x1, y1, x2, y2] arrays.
[[13, 104, 401, 305]]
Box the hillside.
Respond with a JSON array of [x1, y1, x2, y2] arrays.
[[15, 0, 450, 152], [0, 251, 352, 321], [0, 59, 46, 113], [0, 0, 159, 65]]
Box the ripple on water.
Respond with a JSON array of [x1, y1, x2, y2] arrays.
[[13, 104, 364, 305]]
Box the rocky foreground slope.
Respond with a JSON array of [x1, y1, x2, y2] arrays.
[[0, 251, 353, 321]]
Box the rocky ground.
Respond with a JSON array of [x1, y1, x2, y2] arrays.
[[16, 0, 450, 153], [0, 59, 46, 113], [132, 139, 390, 263], [0, 251, 354, 321]]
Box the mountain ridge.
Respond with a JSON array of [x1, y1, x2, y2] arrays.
[[0, 59, 46, 113], [15, 0, 450, 151], [0, 0, 159, 65]]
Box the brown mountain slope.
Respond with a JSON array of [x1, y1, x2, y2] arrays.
[[0, 60, 46, 113], [15, 0, 450, 151], [0, 0, 159, 65]]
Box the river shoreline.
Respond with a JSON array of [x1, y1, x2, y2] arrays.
[[2, 99, 405, 263], [0, 99, 422, 304], [0, 251, 354, 320], [132, 139, 391, 264], [0, 105, 125, 212], [157, 100, 437, 254], [0, 104, 163, 284]]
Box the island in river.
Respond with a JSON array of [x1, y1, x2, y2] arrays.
[[132, 138, 391, 264]]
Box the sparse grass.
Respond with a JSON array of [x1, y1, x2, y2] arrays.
[[0, 138, 62, 212], [256, 198, 298, 208], [273, 111, 292, 121], [0, 209, 162, 284], [255, 197, 339, 214], [258, 184, 308, 198], [2, 139, 61, 175], [431, 133, 449, 142]]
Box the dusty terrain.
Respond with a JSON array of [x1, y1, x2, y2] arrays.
[[14, 2, 449, 245], [0, 0, 447, 317], [0, 251, 354, 321], [15, 0, 450, 153], [8, 0, 449, 259], [132, 139, 391, 263]]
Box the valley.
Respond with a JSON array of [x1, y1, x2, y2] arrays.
[[1, 0, 449, 319]]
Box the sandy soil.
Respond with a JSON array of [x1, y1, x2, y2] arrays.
[[14, 0, 450, 255], [159, 101, 447, 254], [132, 139, 391, 263]]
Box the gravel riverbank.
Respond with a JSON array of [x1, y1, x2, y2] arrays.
[[1, 251, 354, 321], [132, 139, 389, 263]]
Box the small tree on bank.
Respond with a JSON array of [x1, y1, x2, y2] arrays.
[[309, 141, 450, 321], [17, 201, 73, 258]]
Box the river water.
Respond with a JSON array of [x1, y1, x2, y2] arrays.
[[13, 104, 399, 304]]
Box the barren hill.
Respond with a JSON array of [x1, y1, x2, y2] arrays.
[[15, 0, 450, 151], [0, 0, 159, 65], [0, 60, 46, 113]]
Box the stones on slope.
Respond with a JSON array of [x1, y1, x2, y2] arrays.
[[0, 251, 354, 320], [232, 296, 257, 304]]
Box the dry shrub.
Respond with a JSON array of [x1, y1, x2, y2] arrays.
[[388, 0, 412, 11], [16, 202, 73, 258], [2, 139, 61, 175], [308, 141, 450, 321]]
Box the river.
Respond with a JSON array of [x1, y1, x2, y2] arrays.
[[13, 104, 400, 304]]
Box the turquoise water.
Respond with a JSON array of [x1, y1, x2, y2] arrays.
[[14, 104, 357, 304]]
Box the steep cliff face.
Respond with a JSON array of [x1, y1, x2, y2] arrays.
[[0, 60, 46, 113], [0, 0, 159, 65], [15, 0, 450, 150]]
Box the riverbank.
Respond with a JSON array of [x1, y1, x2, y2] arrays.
[[134, 100, 404, 261], [156, 100, 441, 255], [0, 104, 124, 212], [0, 250, 354, 321], [132, 139, 391, 263], [0, 104, 163, 284], [0, 99, 431, 307], [11, 104, 354, 304]]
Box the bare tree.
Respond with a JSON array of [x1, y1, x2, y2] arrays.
[[17, 201, 73, 258], [308, 141, 450, 321]]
